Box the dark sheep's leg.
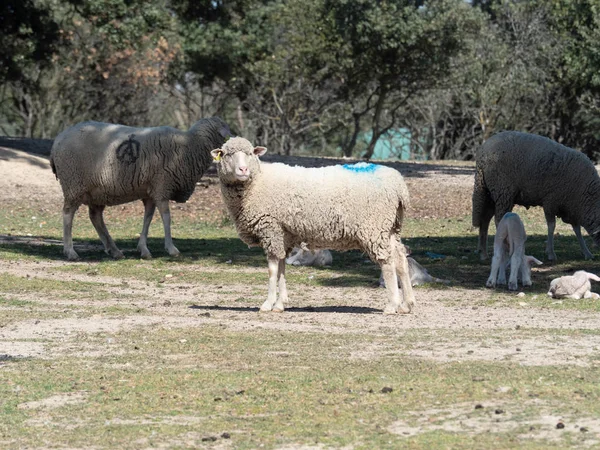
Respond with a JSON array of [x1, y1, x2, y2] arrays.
[[544, 212, 557, 261], [156, 199, 180, 257], [572, 225, 594, 260], [62, 202, 80, 261], [137, 199, 156, 259], [88, 205, 124, 259], [477, 207, 494, 261]]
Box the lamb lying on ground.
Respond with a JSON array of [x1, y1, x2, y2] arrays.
[[212, 137, 415, 314], [286, 247, 332, 267], [379, 256, 450, 287], [548, 271, 600, 299], [50, 117, 231, 260], [486, 212, 543, 291], [472, 131, 600, 261]]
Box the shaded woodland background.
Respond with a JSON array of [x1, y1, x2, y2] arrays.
[[1, 0, 600, 160]]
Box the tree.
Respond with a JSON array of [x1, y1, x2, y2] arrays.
[[321, 0, 482, 159]]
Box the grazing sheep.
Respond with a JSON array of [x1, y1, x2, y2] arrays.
[[486, 212, 543, 291], [472, 131, 600, 261], [212, 137, 415, 314], [286, 247, 332, 267], [50, 117, 232, 260], [547, 271, 600, 299]]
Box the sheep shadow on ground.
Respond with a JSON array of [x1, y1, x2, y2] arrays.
[[1, 233, 599, 295], [189, 304, 380, 314]]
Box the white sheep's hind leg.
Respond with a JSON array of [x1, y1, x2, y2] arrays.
[[88, 205, 124, 259], [486, 251, 503, 288], [137, 199, 156, 259], [545, 213, 557, 261], [272, 259, 287, 312], [572, 225, 594, 260], [507, 248, 523, 291], [63, 203, 80, 261], [156, 199, 180, 257], [260, 255, 280, 312], [381, 262, 402, 314], [395, 243, 415, 311]]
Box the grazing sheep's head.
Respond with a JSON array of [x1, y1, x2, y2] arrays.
[[211, 137, 267, 184]]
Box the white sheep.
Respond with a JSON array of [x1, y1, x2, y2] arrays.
[[50, 117, 231, 260], [486, 212, 543, 291], [472, 131, 600, 261], [547, 271, 600, 299], [286, 247, 333, 266], [211, 137, 415, 314]]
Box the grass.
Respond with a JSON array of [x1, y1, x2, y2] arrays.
[[1, 326, 599, 449], [2, 194, 600, 448]]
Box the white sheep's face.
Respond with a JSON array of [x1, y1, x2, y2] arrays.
[[211, 137, 267, 184]]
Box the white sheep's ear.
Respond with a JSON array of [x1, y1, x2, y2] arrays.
[[211, 149, 223, 162], [254, 146, 267, 156]]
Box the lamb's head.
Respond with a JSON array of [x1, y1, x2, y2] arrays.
[[211, 137, 266, 184]]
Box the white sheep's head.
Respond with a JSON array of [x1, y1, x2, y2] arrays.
[[211, 137, 267, 184]]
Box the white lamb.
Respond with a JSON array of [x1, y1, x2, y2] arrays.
[[50, 117, 231, 260], [212, 137, 415, 314], [548, 271, 600, 299], [286, 247, 333, 266], [486, 212, 543, 291]]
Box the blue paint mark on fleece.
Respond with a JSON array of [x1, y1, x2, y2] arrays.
[[342, 162, 379, 173]]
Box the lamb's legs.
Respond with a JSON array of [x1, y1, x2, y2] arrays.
[[261, 255, 280, 312], [137, 199, 156, 259], [545, 213, 557, 261], [62, 203, 80, 261], [507, 247, 523, 291], [486, 248, 505, 288], [572, 225, 594, 260], [156, 199, 180, 257], [88, 205, 124, 259]]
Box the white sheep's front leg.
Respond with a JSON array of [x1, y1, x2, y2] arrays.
[[156, 199, 180, 257], [572, 225, 594, 260], [137, 199, 156, 259], [62, 203, 80, 261], [272, 258, 288, 312], [261, 255, 281, 312], [545, 213, 557, 261]]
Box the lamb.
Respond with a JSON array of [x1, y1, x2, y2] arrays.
[[547, 271, 600, 299], [211, 137, 415, 314], [485, 212, 543, 291], [472, 131, 600, 261], [286, 247, 333, 267], [50, 117, 232, 260], [379, 246, 450, 287]]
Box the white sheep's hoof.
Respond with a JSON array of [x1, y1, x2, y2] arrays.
[[139, 249, 152, 260], [486, 279, 495, 288], [167, 249, 181, 258], [383, 305, 398, 315], [508, 282, 518, 291], [397, 303, 411, 314], [271, 307, 284, 313]]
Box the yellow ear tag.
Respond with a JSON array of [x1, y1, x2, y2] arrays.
[[214, 154, 221, 162]]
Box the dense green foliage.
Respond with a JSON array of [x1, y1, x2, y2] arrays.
[[1, 0, 600, 159]]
